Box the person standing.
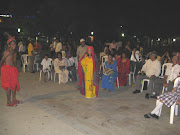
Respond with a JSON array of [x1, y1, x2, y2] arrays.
[[28, 41, 35, 73], [76, 38, 88, 61], [55, 40, 62, 58], [78, 46, 99, 98], [0, 36, 21, 106]]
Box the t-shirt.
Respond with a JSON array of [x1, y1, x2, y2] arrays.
[[41, 58, 52, 70], [28, 43, 34, 56], [165, 64, 180, 82], [55, 42, 62, 52], [76, 45, 88, 60], [65, 57, 75, 67]]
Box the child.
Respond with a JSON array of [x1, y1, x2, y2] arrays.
[[41, 54, 52, 82]]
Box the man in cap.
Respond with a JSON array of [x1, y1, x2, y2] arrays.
[[0, 36, 21, 106], [76, 38, 88, 61]]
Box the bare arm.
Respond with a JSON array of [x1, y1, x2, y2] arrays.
[[0, 51, 10, 75]]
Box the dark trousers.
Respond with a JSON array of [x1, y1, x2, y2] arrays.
[[67, 66, 77, 81]]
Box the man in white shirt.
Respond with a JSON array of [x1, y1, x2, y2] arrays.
[[55, 40, 62, 58], [41, 54, 52, 82], [76, 38, 88, 61], [153, 55, 180, 97], [133, 52, 161, 95], [54, 52, 69, 84], [65, 51, 77, 81]]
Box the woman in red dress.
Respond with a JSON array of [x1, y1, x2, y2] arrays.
[[117, 52, 130, 86]]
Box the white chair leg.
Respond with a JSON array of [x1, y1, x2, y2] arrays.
[[132, 73, 135, 83], [39, 70, 42, 81], [170, 103, 176, 124], [54, 73, 56, 82], [129, 74, 131, 86], [59, 74, 61, 84], [51, 72, 53, 80], [175, 105, 178, 116], [23, 64, 25, 72], [141, 80, 144, 93], [48, 72, 50, 80], [162, 87, 165, 94], [117, 77, 119, 88]]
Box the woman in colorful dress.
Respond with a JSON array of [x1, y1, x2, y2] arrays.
[[102, 53, 118, 92], [77, 46, 99, 98], [117, 52, 130, 86]]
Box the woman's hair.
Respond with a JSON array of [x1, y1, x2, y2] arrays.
[[121, 51, 127, 58]]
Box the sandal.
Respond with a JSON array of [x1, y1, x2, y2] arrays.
[[12, 100, 22, 104]]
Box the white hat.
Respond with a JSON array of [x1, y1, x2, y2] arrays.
[[80, 38, 85, 43]]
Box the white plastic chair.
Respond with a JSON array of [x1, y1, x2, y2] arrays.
[[159, 63, 172, 79], [170, 103, 179, 124], [140, 79, 150, 92], [54, 72, 61, 84], [100, 52, 105, 61], [39, 58, 53, 81], [62, 51, 66, 58], [21, 54, 29, 72], [100, 55, 108, 74], [127, 66, 136, 86], [161, 80, 170, 94], [33, 54, 40, 71]]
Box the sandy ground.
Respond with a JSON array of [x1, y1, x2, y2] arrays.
[[0, 71, 180, 135]]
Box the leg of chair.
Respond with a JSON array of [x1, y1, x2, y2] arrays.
[[59, 74, 61, 84], [39, 70, 42, 81], [170, 103, 176, 124], [162, 87, 165, 94], [48, 72, 50, 80], [37, 63, 39, 71], [132, 73, 135, 84], [175, 105, 178, 116], [51, 71, 53, 80], [54, 73, 56, 82], [141, 80, 145, 93], [129, 74, 131, 86], [117, 77, 119, 88]]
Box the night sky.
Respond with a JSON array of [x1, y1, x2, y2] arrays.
[[1, 0, 180, 34]]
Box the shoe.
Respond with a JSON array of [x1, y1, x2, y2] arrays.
[[150, 95, 157, 99], [145, 93, 149, 99], [144, 113, 151, 118], [133, 90, 140, 94], [150, 114, 159, 119]]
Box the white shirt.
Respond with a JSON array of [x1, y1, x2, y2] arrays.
[[55, 42, 62, 52], [65, 57, 75, 67], [130, 50, 139, 62], [41, 58, 51, 70], [18, 42, 24, 52], [54, 58, 67, 71], [174, 77, 180, 88], [141, 59, 161, 77], [165, 64, 180, 82]]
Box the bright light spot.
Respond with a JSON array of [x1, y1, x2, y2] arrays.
[[134, 35, 136, 38], [120, 25, 123, 28], [157, 38, 161, 41], [38, 32, 40, 35], [70, 32, 72, 34], [91, 32, 94, 35], [17, 28, 21, 33], [36, 37, 38, 41], [122, 33, 125, 37], [173, 38, 176, 42]]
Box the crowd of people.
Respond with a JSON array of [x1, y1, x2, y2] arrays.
[[0, 35, 180, 122]]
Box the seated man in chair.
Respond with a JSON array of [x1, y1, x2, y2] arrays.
[[133, 52, 161, 98]]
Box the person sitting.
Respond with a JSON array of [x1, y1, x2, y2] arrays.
[[102, 54, 118, 92], [41, 54, 52, 82], [133, 52, 161, 97], [65, 51, 77, 81], [144, 77, 180, 119], [136, 56, 146, 75], [116, 52, 130, 86], [152, 55, 180, 98], [54, 52, 69, 84]]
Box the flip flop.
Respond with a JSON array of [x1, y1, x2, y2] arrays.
[[12, 100, 22, 104], [7, 103, 17, 107]]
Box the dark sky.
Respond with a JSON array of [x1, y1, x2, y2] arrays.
[[1, 0, 180, 34]]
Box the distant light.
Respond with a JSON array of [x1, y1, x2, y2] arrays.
[[0, 14, 12, 18], [134, 35, 136, 38], [17, 28, 21, 33], [38, 32, 40, 35], [157, 38, 161, 41], [0, 19, 2, 23], [122, 33, 125, 37], [70, 32, 72, 34], [173, 38, 176, 42], [120, 25, 123, 28], [36, 37, 38, 41], [91, 32, 94, 35]]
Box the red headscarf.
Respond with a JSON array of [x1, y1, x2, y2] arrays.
[[77, 46, 99, 96], [7, 36, 16, 44]]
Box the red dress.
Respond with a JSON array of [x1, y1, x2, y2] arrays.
[[116, 58, 130, 86]]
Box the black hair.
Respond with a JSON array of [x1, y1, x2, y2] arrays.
[[8, 40, 16, 45], [45, 54, 49, 57], [57, 52, 62, 58], [121, 51, 127, 58]]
